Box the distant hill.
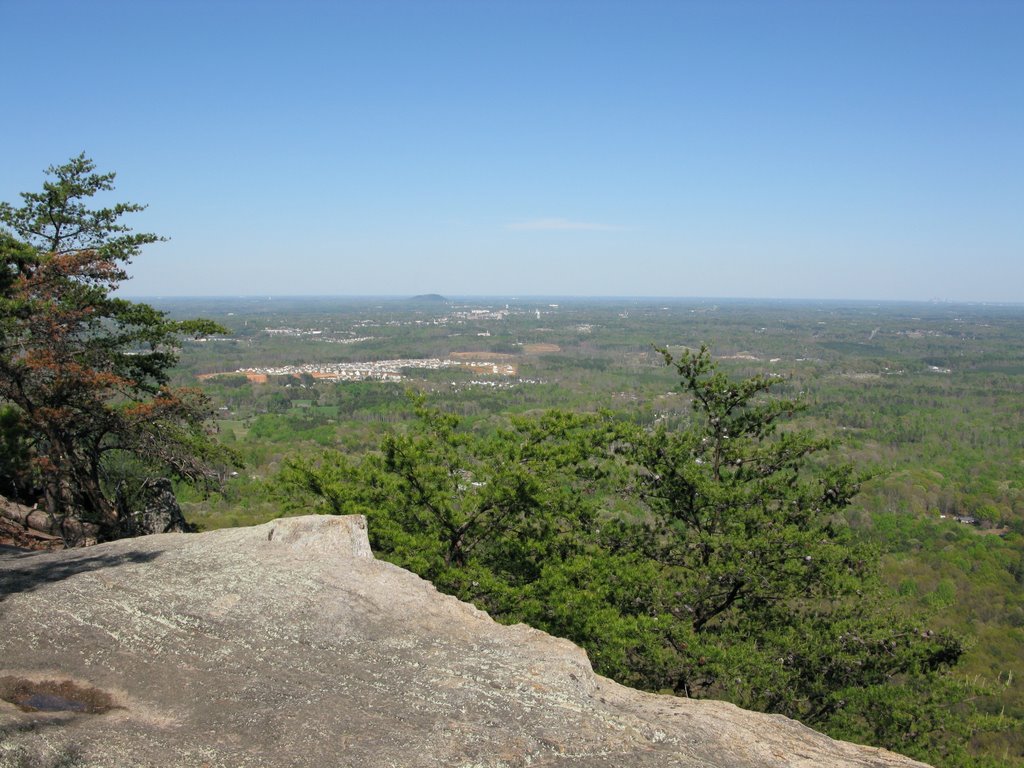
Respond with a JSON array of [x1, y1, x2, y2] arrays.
[[408, 293, 449, 304]]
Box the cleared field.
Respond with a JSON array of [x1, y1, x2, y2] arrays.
[[522, 343, 562, 354]]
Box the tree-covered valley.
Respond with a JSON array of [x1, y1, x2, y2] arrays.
[[153, 294, 1024, 768]]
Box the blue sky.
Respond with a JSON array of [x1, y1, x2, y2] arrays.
[[1, 0, 1021, 301]]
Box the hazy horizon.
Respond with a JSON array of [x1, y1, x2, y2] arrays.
[[3, 1, 1022, 302], [121, 292, 1024, 308]]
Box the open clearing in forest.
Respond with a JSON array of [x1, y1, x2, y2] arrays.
[[522, 343, 562, 354]]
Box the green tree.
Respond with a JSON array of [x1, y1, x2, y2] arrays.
[[623, 347, 965, 757], [0, 155, 235, 537], [627, 346, 872, 694], [278, 396, 619, 612]]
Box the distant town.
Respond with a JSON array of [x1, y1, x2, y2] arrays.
[[199, 357, 519, 383]]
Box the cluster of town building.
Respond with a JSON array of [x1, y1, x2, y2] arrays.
[[230, 358, 517, 382]]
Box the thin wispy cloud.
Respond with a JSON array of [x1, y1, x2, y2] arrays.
[[507, 217, 619, 232]]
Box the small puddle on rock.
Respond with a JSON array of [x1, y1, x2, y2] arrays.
[[0, 676, 117, 714]]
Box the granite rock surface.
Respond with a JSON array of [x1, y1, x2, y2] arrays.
[[0, 515, 930, 768]]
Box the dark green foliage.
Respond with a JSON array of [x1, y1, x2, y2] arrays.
[[0, 153, 161, 262], [612, 348, 965, 739], [0, 405, 32, 500], [279, 395, 619, 613]]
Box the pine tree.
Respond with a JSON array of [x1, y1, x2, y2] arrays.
[[0, 155, 233, 537]]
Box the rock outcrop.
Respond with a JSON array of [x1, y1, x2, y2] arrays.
[[0, 515, 929, 768]]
